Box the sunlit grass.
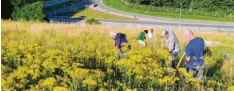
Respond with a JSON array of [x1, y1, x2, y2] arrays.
[[57, 8, 134, 20], [103, 0, 234, 22]]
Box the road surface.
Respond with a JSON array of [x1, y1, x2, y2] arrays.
[[45, 0, 72, 8], [47, 0, 92, 17], [89, 0, 234, 31], [47, 0, 234, 31]]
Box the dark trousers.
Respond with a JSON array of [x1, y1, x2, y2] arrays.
[[170, 52, 178, 68]]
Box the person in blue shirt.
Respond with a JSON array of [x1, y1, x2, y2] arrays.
[[183, 30, 205, 90], [184, 30, 205, 79]]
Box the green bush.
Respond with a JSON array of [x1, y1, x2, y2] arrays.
[[85, 18, 101, 25], [11, 1, 45, 21]]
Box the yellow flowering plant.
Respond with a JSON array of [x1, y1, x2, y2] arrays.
[[2, 21, 234, 91]]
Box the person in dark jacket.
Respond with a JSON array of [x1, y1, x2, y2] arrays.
[[109, 31, 131, 59]]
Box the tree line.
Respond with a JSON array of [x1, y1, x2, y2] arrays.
[[125, 0, 234, 14]]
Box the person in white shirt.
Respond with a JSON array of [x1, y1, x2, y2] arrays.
[[161, 29, 180, 68], [148, 29, 157, 40], [148, 29, 153, 40]]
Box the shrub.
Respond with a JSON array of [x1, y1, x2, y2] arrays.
[[85, 18, 101, 25], [11, 1, 45, 21]]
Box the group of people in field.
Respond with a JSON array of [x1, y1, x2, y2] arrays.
[[109, 29, 205, 83]]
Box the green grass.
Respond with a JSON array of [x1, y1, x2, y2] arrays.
[[44, 0, 81, 11], [57, 8, 134, 20], [103, 0, 234, 22]]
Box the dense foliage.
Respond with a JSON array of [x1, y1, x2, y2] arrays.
[[125, 0, 234, 13], [1, 0, 46, 20], [1, 21, 234, 91], [11, 1, 45, 21], [103, 0, 234, 22]]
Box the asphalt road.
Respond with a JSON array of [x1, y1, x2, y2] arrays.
[[45, 0, 71, 8], [47, 0, 92, 17], [46, 0, 234, 31], [90, 0, 234, 31]]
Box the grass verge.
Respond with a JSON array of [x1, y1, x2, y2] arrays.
[[102, 0, 234, 22], [57, 7, 134, 20]]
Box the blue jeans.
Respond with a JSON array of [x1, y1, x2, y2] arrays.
[[188, 65, 204, 80], [187, 57, 204, 79]]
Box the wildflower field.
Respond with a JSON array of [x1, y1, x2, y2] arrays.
[[1, 20, 234, 91]]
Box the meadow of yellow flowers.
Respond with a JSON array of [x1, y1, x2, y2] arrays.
[[1, 20, 234, 91]]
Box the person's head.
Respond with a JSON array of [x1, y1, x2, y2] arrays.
[[109, 31, 117, 39], [144, 30, 148, 34], [161, 30, 169, 39], [183, 30, 194, 43], [151, 29, 154, 33]]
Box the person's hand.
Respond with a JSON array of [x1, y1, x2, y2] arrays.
[[127, 45, 131, 50]]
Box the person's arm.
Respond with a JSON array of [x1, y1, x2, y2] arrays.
[[185, 48, 192, 62], [115, 38, 121, 49]]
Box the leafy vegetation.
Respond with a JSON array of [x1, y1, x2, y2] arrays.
[[85, 18, 101, 25], [11, 1, 45, 21], [103, 0, 234, 22], [125, 0, 234, 12], [1, 21, 234, 90], [57, 8, 134, 20], [7, 0, 46, 21]]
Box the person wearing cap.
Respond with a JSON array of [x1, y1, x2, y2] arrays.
[[109, 31, 131, 59], [183, 30, 205, 90], [161, 29, 180, 68], [137, 30, 148, 46]]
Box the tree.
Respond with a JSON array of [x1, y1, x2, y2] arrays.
[[11, 1, 45, 21]]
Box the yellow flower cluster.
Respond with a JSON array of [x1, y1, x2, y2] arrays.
[[227, 86, 234, 91], [40, 77, 57, 87], [53, 86, 69, 91]]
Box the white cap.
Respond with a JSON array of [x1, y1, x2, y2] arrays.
[[109, 31, 117, 38]]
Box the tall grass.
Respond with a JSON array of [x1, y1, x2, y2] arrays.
[[1, 20, 234, 90]]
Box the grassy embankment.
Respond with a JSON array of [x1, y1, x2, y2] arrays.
[[57, 8, 134, 20], [103, 0, 234, 22]]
